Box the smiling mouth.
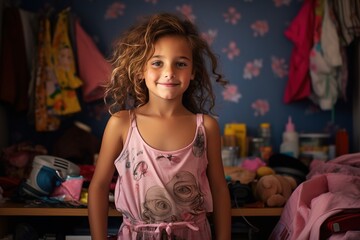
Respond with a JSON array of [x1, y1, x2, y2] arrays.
[[157, 82, 180, 87]]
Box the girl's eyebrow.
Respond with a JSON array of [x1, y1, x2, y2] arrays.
[[151, 55, 192, 61]]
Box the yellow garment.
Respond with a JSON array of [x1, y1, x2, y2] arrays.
[[34, 18, 60, 131], [51, 9, 82, 115]]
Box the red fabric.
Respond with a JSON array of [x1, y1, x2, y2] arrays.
[[0, 8, 30, 111], [0, 177, 21, 197], [320, 212, 360, 239], [75, 19, 112, 102], [283, 0, 315, 103]]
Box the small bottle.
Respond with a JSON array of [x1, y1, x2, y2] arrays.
[[259, 123, 271, 147], [259, 123, 272, 161], [280, 116, 299, 158], [335, 128, 349, 157]]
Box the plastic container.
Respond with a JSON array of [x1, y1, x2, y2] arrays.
[[259, 123, 271, 147], [221, 146, 239, 166], [299, 133, 330, 162], [280, 116, 299, 158], [249, 137, 264, 157]]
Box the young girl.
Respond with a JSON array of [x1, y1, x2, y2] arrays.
[[88, 12, 231, 240]]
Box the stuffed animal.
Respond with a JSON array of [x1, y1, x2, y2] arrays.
[[224, 166, 256, 184], [253, 174, 297, 207]]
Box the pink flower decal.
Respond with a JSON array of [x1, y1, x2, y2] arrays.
[[145, 0, 158, 4], [223, 7, 241, 25], [251, 20, 269, 37], [105, 2, 126, 19], [271, 56, 288, 78], [222, 41, 240, 60], [273, 0, 291, 7], [176, 4, 195, 22], [222, 84, 242, 103], [243, 59, 263, 79], [251, 99, 270, 116], [201, 29, 218, 46]]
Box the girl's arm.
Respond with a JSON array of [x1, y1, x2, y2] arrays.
[[88, 112, 129, 239], [204, 115, 232, 240]]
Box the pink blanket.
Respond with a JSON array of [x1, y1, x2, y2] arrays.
[[269, 153, 360, 240]]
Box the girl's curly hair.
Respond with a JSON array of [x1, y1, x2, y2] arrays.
[[104, 12, 227, 115]]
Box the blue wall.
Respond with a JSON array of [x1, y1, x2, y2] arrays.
[[13, 0, 353, 154]]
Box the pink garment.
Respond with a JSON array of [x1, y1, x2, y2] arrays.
[[51, 176, 84, 201], [241, 157, 265, 172], [75, 19, 112, 102], [269, 153, 360, 240], [283, 0, 315, 103], [114, 111, 213, 239]]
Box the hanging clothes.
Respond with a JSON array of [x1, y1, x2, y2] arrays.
[[19, 8, 39, 124], [74, 18, 112, 102], [309, 0, 343, 110], [0, 7, 30, 112], [34, 17, 61, 131], [331, 0, 360, 46], [283, 0, 315, 104], [51, 9, 82, 115]]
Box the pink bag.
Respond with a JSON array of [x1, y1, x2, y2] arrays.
[[51, 176, 84, 201]]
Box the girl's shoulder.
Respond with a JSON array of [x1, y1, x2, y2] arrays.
[[106, 110, 131, 130], [112, 109, 131, 119], [104, 110, 131, 145], [202, 114, 219, 128], [202, 114, 221, 137]]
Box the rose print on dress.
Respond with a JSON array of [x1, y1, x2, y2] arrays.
[[142, 185, 175, 223], [133, 161, 148, 181], [193, 128, 205, 157], [141, 171, 204, 223], [156, 154, 181, 163], [167, 171, 204, 213]]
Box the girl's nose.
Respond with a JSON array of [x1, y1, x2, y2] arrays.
[[164, 66, 175, 79], [165, 73, 175, 79]]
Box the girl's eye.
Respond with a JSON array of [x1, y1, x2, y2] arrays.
[[177, 62, 188, 68], [151, 61, 163, 67]]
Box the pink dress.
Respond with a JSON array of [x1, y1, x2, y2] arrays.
[[114, 111, 213, 239]]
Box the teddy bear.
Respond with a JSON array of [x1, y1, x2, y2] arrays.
[[253, 174, 297, 207]]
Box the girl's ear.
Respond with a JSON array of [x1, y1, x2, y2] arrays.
[[191, 72, 195, 80]]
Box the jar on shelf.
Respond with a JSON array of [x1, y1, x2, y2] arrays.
[[259, 123, 271, 147], [249, 137, 264, 157], [258, 123, 272, 161]]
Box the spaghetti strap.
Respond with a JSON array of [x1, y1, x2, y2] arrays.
[[129, 110, 136, 128], [196, 114, 203, 126]]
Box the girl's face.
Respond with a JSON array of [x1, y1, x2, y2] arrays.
[[143, 35, 194, 101]]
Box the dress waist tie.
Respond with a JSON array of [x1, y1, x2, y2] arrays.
[[122, 214, 207, 239]]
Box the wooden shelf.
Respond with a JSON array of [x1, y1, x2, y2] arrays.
[[0, 201, 282, 217]]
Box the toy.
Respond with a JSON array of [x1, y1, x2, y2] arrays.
[[224, 166, 256, 184], [253, 174, 297, 207]]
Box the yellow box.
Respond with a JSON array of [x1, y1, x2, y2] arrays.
[[224, 123, 247, 157]]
